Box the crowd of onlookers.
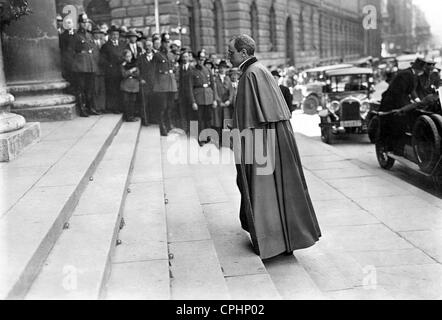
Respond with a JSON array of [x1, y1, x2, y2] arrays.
[[57, 13, 250, 145]]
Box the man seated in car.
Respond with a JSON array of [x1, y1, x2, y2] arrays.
[[378, 58, 427, 152]]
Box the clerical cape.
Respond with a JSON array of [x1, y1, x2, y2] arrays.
[[233, 57, 321, 260]]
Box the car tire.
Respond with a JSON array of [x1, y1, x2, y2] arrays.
[[375, 141, 395, 170], [412, 115, 441, 174], [367, 115, 381, 144], [321, 116, 333, 144], [303, 95, 320, 115]]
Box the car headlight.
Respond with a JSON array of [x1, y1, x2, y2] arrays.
[[360, 101, 370, 116], [329, 101, 340, 113]]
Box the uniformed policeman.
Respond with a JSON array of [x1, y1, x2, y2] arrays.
[[188, 50, 217, 144], [72, 13, 100, 117], [152, 33, 178, 136]]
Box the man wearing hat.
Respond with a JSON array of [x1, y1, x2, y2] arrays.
[[101, 25, 125, 114], [271, 70, 294, 112], [152, 33, 178, 136], [92, 26, 106, 112], [125, 29, 143, 62], [71, 13, 100, 117], [213, 60, 234, 145], [59, 17, 76, 92], [378, 57, 427, 150], [188, 50, 217, 144]]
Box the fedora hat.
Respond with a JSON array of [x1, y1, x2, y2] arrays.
[[108, 25, 121, 34], [126, 29, 140, 38]]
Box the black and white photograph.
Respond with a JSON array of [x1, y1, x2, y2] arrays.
[[1, 0, 442, 304]]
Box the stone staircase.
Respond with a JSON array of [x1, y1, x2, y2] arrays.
[[1, 116, 387, 300]]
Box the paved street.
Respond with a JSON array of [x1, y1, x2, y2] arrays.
[[2, 112, 442, 300]]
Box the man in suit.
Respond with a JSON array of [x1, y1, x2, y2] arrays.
[[176, 49, 194, 134], [152, 33, 178, 136], [59, 17, 76, 93], [213, 60, 234, 144], [101, 25, 125, 114], [71, 13, 100, 117], [91, 26, 106, 113], [271, 70, 294, 113], [379, 58, 427, 150], [188, 50, 217, 145], [125, 29, 143, 62], [138, 40, 155, 126]]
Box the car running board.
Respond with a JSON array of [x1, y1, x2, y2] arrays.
[[386, 152, 432, 178]]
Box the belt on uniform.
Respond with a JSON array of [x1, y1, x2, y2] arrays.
[[79, 50, 93, 54], [194, 84, 210, 88]]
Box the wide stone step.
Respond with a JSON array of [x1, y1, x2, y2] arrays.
[[14, 104, 77, 122], [0, 115, 122, 300], [13, 95, 76, 109], [161, 134, 230, 300], [104, 126, 170, 300], [8, 81, 70, 97], [25, 120, 141, 300]]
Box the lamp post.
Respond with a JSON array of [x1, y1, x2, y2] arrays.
[[176, 0, 182, 43], [155, 0, 159, 33]]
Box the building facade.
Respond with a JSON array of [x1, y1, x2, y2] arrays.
[[55, 0, 382, 68]]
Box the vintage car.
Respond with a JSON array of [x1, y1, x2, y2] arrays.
[[372, 89, 442, 188], [293, 64, 354, 114], [317, 67, 375, 144]]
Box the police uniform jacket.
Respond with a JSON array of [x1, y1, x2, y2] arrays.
[[101, 40, 125, 78], [188, 64, 215, 106], [71, 29, 98, 73], [380, 68, 418, 112], [153, 48, 177, 93]]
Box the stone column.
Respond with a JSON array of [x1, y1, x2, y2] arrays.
[[2, 0, 76, 122], [0, 36, 40, 162]]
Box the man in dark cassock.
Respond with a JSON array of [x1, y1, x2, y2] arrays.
[[71, 13, 100, 117], [188, 50, 217, 145], [152, 33, 178, 136], [101, 25, 125, 114], [138, 40, 156, 126], [228, 34, 321, 260]]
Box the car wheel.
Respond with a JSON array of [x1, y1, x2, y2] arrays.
[[321, 116, 333, 144], [375, 141, 395, 170], [367, 115, 381, 144], [412, 115, 441, 174], [303, 95, 320, 115]]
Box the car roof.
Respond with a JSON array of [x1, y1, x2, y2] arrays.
[[326, 67, 374, 76], [304, 64, 354, 73]]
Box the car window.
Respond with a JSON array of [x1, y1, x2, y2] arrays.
[[329, 74, 369, 92]]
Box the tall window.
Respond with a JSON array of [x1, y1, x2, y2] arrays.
[[319, 14, 323, 58], [269, 4, 277, 51], [310, 9, 315, 49], [286, 16, 295, 65], [214, 0, 225, 54], [188, 0, 201, 53], [299, 8, 305, 51], [250, 1, 259, 48]]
